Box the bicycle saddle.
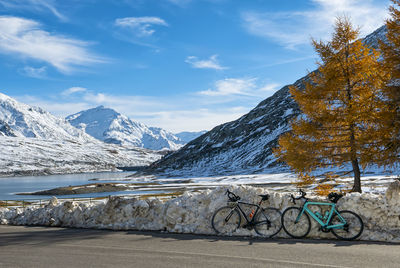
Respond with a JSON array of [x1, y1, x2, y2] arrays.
[[258, 194, 269, 201], [328, 192, 343, 203]]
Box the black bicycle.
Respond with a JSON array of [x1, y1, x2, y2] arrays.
[[211, 190, 282, 237]]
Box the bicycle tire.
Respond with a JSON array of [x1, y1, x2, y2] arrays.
[[330, 210, 364, 240], [281, 207, 311, 238], [211, 206, 241, 234], [254, 207, 282, 238]]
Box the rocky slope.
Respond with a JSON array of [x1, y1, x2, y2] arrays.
[[67, 106, 185, 151], [147, 26, 387, 176]]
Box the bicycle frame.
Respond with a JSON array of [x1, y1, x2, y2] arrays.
[[230, 201, 267, 226], [296, 201, 347, 230]]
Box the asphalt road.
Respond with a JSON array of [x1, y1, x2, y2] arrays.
[[0, 226, 399, 268]]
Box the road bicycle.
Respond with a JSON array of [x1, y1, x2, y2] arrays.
[[281, 189, 364, 240], [211, 190, 282, 237]]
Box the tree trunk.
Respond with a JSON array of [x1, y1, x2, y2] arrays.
[[351, 158, 362, 193]]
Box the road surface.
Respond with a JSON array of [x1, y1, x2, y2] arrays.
[[0, 225, 399, 267]]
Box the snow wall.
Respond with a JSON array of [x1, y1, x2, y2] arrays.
[[2, 183, 400, 242]]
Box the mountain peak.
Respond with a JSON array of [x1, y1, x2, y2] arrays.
[[67, 107, 186, 150], [0, 92, 94, 141]]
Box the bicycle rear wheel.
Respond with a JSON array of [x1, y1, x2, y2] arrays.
[[330, 210, 364, 240], [254, 207, 282, 238], [281, 207, 311, 238], [211, 206, 241, 234]]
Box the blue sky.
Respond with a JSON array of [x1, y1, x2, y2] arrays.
[[0, 0, 390, 132]]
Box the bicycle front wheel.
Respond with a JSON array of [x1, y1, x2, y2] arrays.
[[211, 206, 241, 235], [254, 207, 282, 238], [281, 207, 311, 238], [330, 210, 364, 240]]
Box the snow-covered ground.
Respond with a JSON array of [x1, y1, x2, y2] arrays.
[[0, 136, 163, 177], [2, 183, 400, 242], [91, 172, 399, 196]]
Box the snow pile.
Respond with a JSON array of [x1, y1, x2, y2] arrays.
[[1, 185, 400, 242]]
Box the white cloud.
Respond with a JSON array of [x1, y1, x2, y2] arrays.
[[0, 0, 66, 21], [185, 54, 227, 70], [259, 83, 281, 92], [242, 0, 390, 48], [62, 87, 87, 96], [115, 16, 168, 37], [20, 66, 47, 78], [199, 78, 279, 97], [141, 107, 247, 132], [0, 16, 104, 73], [13, 86, 264, 133]]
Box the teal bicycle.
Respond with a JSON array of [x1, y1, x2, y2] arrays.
[[281, 190, 364, 240]]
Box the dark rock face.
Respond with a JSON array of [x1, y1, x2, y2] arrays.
[[148, 26, 387, 176], [0, 120, 16, 137]]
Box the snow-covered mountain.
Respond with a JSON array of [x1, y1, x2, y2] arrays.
[[66, 106, 185, 151], [0, 93, 163, 176], [175, 131, 207, 143], [0, 93, 93, 142], [147, 26, 388, 177]]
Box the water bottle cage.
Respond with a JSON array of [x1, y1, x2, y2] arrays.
[[315, 212, 323, 219], [249, 209, 255, 219]]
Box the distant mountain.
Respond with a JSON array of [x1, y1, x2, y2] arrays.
[[0, 93, 93, 142], [175, 131, 207, 143], [147, 26, 388, 176], [0, 93, 163, 176], [66, 106, 185, 151]]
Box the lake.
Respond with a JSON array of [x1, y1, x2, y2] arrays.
[[0, 171, 140, 201]]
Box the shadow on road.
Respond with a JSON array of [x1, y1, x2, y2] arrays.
[[0, 226, 113, 247], [1, 225, 399, 248], [125, 229, 400, 247]]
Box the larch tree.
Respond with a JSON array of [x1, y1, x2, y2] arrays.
[[274, 17, 390, 193], [379, 0, 400, 165]]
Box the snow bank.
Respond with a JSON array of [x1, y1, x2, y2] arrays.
[[2, 183, 400, 242]]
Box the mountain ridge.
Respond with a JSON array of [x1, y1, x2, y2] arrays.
[[0, 93, 163, 176], [66, 106, 186, 151], [146, 25, 387, 176]]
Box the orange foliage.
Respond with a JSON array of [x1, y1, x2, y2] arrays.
[[274, 17, 391, 193]]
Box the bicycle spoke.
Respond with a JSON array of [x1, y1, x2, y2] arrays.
[[282, 207, 311, 238], [330, 210, 364, 240], [254, 207, 282, 238], [211, 206, 241, 234]]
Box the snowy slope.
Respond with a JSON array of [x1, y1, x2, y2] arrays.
[[147, 26, 388, 176], [0, 136, 162, 177], [67, 106, 185, 151], [0, 93, 163, 176], [148, 79, 302, 176], [0, 93, 94, 142]]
